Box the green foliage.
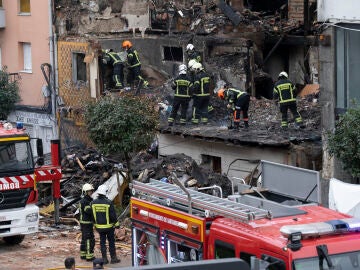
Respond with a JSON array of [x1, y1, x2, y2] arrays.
[[0, 67, 20, 119], [327, 106, 360, 177], [85, 94, 159, 157]]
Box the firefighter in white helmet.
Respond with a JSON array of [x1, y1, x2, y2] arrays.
[[168, 64, 192, 126], [190, 62, 211, 125], [79, 183, 95, 261], [91, 184, 120, 265], [186, 43, 202, 63], [273, 71, 304, 129]]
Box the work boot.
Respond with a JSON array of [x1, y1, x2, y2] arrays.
[[110, 256, 121, 264], [234, 122, 240, 130], [102, 257, 109, 265], [244, 121, 249, 128]]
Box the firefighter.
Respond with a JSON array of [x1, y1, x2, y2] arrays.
[[79, 183, 95, 261], [168, 64, 192, 126], [91, 184, 121, 265], [102, 49, 125, 89], [273, 71, 303, 129], [217, 84, 250, 129], [122, 40, 149, 89], [186, 43, 202, 64], [191, 62, 211, 125]]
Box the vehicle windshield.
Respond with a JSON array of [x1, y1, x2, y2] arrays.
[[293, 251, 360, 270], [0, 141, 34, 175]]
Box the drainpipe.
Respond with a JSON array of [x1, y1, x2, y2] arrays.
[[48, 0, 58, 139]]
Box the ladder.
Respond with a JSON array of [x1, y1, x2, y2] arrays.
[[131, 179, 272, 222]]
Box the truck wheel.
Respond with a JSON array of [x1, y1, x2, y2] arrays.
[[3, 235, 25, 245]]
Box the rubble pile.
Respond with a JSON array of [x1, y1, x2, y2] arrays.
[[60, 147, 122, 198]]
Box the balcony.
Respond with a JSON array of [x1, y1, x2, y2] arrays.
[[0, 9, 5, 28]]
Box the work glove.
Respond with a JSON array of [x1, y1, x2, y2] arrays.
[[226, 104, 232, 109], [235, 106, 241, 110]]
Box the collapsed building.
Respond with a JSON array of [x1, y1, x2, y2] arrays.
[[54, 0, 322, 182]]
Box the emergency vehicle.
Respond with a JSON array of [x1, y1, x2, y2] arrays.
[[0, 121, 61, 244], [130, 175, 360, 269]]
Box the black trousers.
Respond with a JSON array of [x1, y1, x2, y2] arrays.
[[234, 94, 250, 123], [97, 227, 116, 258], [169, 97, 190, 124], [280, 101, 302, 126], [192, 95, 210, 124], [80, 223, 95, 260], [113, 63, 124, 87]]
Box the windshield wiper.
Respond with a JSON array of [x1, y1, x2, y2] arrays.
[[317, 244, 334, 269]]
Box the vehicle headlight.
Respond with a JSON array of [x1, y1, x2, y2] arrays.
[[26, 213, 39, 222]]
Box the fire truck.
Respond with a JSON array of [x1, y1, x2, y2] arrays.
[[130, 166, 360, 270], [0, 121, 61, 244]]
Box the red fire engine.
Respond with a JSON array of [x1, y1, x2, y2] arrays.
[[0, 122, 61, 244], [130, 178, 360, 270]]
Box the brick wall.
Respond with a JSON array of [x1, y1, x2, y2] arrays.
[[288, 0, 316, 23]]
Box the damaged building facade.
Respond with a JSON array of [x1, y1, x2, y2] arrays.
[[54, 0, 322, 178]]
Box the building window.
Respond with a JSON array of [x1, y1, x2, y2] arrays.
[[72, 52, 87, 82], [0, 0, 3, 8], [163, 46, 183, 62], [20, 42, 32, 72], [19, 0, 30, 13], [336, 24, 360, 111]]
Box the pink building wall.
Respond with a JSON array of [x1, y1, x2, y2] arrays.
[[0, 0, 51, 107]]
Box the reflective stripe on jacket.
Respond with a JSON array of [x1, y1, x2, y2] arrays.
[[91, 196, 119, 229], [226, 88, 247, 103], [192, 71, 210, 96], [172, 74, 191, 97], [79, 195, 93, 224], [127, 47, 141, 68], [273, 79, 296, 103]]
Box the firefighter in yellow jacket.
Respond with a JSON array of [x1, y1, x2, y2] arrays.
[[273, 71, 303, 129], [91, 184, 120, 265], [79, 183, 95, 261]]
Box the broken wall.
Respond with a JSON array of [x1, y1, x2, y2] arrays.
[[57, 40, 95, 148], [158, 133, 319, 181]]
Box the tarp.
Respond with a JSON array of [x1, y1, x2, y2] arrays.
[[329, 178, 360, 218]]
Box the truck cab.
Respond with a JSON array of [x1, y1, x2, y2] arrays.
[[0, 122, 39, 244]]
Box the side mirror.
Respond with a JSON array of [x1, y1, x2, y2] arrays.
[[36, 139, 44, 166]]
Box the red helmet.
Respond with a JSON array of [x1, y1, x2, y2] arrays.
[[122, 40, 132, 48]]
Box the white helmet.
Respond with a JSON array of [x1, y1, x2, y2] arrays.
[[179, 64, 187, 75], [186, 44, 194, 52], [192, 62, 203, 72], [188, 59, 197, 70], [279, 71, 288, 79], [97, 184, 108, 196], [82, 183, 94, 194]]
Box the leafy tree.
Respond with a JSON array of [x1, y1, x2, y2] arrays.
[[85, 94, 159, 204], [0, 67, 20, 119], [327, 105, 360, 177]]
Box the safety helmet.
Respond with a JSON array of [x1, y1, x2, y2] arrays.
[[178, 64, 187, 75], [186, 43, 194, 52], [97, 184, 108, 196], [188, 59, 197, 70], [278, 71, 288, 79], [82, 183, 94, 194], [218, 88, 225, 99], [192, 62, 203, 72], [122, 40, 132, 49]]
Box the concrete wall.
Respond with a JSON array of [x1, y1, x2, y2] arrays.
[[158, 133, 291, 181], [289, 46, 305, 84], [319, 26, 355, 183], [0, 0, 51, 107]]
